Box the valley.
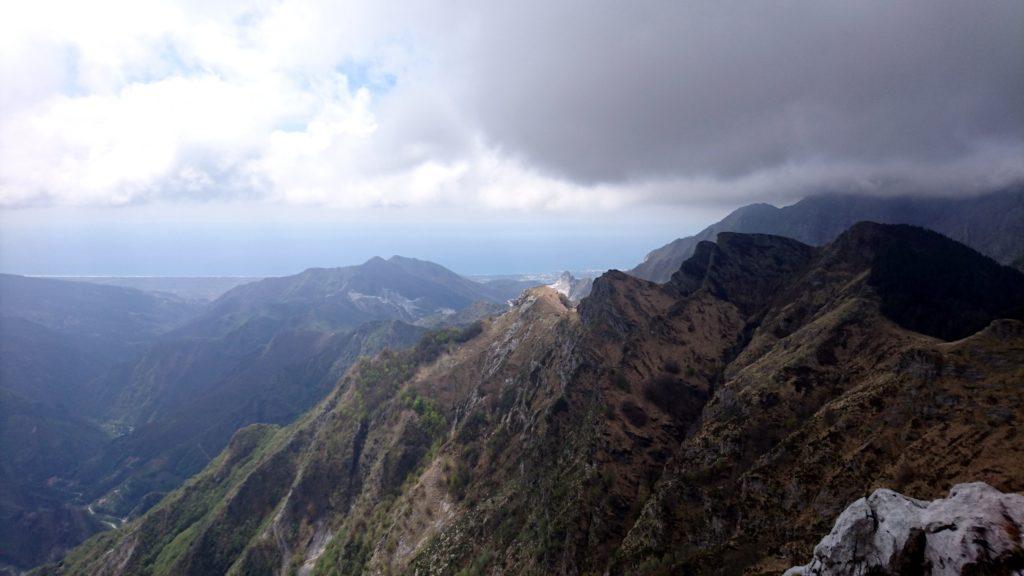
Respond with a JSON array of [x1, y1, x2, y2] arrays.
[[0, 259, 539, 573]]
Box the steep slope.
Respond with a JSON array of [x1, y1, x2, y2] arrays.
[[0, 275, 203, 420], [613, 228, 1024, 574], [78, 321, 426, 520], [630, 186, 1024, 282], [70, 258, 507, 531], [44, 224, 1024, 575], [95, 256, 511, 430], [2, 258, 506, 572]]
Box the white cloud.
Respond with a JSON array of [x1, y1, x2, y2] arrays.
[[0, 0, 588, 210], [0, 0, 1021, 211]]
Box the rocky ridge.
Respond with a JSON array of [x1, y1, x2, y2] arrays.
[[547, 271, 593, 301], [40, 223, 1024, 575]]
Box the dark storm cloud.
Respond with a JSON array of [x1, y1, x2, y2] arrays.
[[455, 0, 1024, 189]]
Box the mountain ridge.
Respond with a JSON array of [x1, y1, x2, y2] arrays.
[[41, 223, 1024, 575], [1, 256, 521, 573], [630, 187, 1024, 283], [77, 255, 511, 524]]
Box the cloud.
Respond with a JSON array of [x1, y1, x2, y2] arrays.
[[455, 0, 1024, 183], [0, 0, 1021, 210]]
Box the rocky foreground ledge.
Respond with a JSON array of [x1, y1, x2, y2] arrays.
[[784, 482, 1024, 576]]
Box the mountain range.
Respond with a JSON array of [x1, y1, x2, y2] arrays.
[[0, 258, 535, 573], [5, 189, 1024, 575], [36, 222, 1024, 575], [630, 186, 1024, 282]]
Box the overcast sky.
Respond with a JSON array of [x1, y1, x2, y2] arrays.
[[1, 0, 1022, 275]]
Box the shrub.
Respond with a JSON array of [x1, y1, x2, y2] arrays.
[[455, 320, 484, 343]]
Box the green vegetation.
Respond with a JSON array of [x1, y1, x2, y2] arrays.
[[446, 459, 471, 501], [400, 389, 447, 438], [455, 548, 494, 576], [45, 223, 1024, 576], [50, 423, 286, 576]]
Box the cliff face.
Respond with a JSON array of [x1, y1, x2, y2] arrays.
[[44, 224, 1024, 575]]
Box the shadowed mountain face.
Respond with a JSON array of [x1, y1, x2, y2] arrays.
[[91, 256, 514, 431], [75, 321, 427, 520], [0, 257, 515, 573], [630, 187, 1024, 283], [46, 224, 1024, 576], [0, 277, 203, 574], [0, 275, 203, 369], [0, 274, 201, 422], [76, 256, 512, 519], [0, 319, 112, 572], [0, 389, 109, 576], [1, 317, 111, 413]]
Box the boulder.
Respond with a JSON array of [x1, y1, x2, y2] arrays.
[[784, 482, 1024, 576]]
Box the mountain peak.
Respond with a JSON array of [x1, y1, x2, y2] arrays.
[[669, 232, 816, 313], [630, 188, 1024, 283], [546, 270, 594, 302], [362, 255, 389, 266], [386, 255, 424, 264], [829, 222, 1024, 341], [664, 222, 1024, 342]]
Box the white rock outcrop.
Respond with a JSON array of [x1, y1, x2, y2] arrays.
[[547, 271, 593, 302], [784, 482, 1024, 576]]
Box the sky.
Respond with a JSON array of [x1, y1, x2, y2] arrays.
[[1, 0, 1022, 276]]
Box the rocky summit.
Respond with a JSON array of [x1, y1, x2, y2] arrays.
[[36, 223, 1024, 576]]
